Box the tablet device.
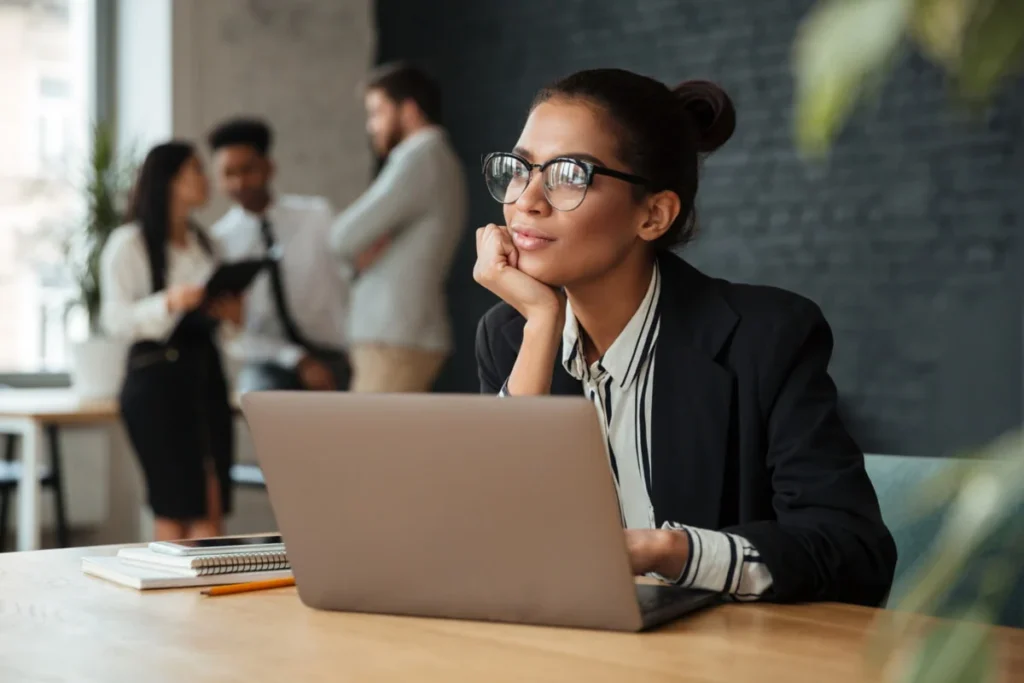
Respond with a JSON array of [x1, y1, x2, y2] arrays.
[[204, 258, 270, 300]]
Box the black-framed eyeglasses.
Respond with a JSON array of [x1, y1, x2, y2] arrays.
[[481, 152, 651, 212]]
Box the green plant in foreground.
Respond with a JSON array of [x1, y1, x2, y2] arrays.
[[793, 0, 1024, 156], [869, 430, 1023, 682], [793, 2, 1022, 678]]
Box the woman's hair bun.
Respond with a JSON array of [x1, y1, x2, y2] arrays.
[[672, 80, 736, 154]]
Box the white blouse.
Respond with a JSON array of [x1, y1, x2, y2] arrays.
[[500, 265, 774, 600], [99, 223, 217, 343], [211, 195, 350, 368]]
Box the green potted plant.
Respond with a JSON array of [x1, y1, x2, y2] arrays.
[[792, 1, 1022, 679], [64, 121, 135, 399]]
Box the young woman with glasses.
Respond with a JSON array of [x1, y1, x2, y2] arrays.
[[474, 69, 896, 606]]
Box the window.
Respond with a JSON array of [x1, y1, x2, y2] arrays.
[[38, 76, 73, 171], [40, 76, 71, 99], [0, 0, 94, 374]]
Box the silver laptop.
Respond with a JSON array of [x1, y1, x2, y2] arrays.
[[241, 392, 718, 632]]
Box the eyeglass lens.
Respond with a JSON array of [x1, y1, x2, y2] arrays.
[[484, 155, 589, 211]]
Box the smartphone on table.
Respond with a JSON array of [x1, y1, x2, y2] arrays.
[[149, 534, 284, 556]]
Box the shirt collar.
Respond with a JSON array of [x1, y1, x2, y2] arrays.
[[237, 195, 280, 222], [223, 198, 291, 244], [562, 264, 662, 388]]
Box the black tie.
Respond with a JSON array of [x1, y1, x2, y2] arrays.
[[259, 218, 313, 352]]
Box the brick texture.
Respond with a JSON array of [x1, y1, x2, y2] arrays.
[[376, 0, 1023, 455], [174, 0, 375, 220]]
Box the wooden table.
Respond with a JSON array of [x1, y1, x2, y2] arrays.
[[2, 546, 1023, 682], [0, 390, 122, 551]]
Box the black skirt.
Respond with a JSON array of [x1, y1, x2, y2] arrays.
[[119, 314, 234, 520]]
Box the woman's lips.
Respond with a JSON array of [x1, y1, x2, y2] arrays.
[[511, 229, 555, 251]]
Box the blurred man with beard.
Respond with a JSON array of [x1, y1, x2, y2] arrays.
[[330, 63, 467, 393]]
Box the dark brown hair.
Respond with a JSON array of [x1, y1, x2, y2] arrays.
[[208, 117, 273, 157], [534, 68, 736, 248], [127, 141, 211, 292], [366, 62, 443, 125]]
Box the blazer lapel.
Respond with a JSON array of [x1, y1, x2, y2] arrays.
[[500, 317, 582, 396], [651, 254, 739, 530], [550, 361, 584, 396]]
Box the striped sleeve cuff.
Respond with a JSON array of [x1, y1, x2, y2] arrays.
[[657, 522, 774, 601]]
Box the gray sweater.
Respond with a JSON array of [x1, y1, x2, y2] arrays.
[[329, 127, 467, 353]]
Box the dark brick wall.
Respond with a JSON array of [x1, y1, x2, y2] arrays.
[[375, 0, 1023, 456]]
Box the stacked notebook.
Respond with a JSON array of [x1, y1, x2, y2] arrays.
[[82, 546, 292, 590]]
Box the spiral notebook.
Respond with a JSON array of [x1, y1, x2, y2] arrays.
[[116, 547, 290, 576], [82, 547, 292, 590]]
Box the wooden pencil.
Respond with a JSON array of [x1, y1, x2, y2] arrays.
[[201, 577, 296, 597]]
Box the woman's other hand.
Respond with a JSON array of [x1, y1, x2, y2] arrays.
[[205, 294, 244, 326], [166, 284, 205, 313], [625, 528, 690, 579]]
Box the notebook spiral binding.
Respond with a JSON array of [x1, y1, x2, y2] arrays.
[[191, 551, 290, 576]]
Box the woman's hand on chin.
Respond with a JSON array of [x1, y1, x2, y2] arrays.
[[473, 224, 564, 323]]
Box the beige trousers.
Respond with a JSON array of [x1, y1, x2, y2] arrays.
[[349, 344, 448, 393]]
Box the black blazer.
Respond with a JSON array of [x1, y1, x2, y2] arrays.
[[475, 252, 897, 606]]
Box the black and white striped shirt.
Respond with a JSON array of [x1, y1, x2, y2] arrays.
[[501, 265, 773, 598]]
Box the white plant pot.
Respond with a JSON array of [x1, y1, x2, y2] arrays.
[[69, 337, 128, 400]]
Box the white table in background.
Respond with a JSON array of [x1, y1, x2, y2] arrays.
[[0, 390, 133, 551]]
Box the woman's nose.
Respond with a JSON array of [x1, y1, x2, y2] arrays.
[[514, 169, 550, 215]]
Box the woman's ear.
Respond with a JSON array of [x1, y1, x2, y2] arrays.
[[636, 190, 681, 244]]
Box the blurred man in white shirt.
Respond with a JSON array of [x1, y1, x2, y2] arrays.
[[330, 64, 467, 393], [208, 118, 351, 392]]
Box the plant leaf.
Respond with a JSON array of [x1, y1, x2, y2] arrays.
[[905, 430, 1024, 519], [63, 120, 135, 332], [901, 457, 976, 519], [909, 0, 971, 68], [957, 0, 1024, 101], [900, 607, 997, 683], [867, 430, 1023, 662], [896, 449, 1024, 614], [793, 0, 913, 156]]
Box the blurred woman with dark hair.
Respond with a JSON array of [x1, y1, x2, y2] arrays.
[[100, 141, 241, 541]]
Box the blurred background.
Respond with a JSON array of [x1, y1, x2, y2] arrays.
[[3, 0, 1019, 456], [0, 0, 1020, 539], [376, 0, 1023, 459]]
